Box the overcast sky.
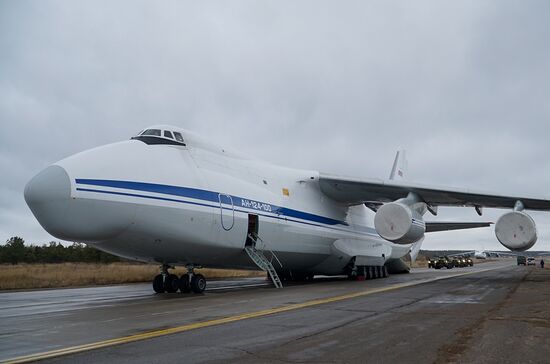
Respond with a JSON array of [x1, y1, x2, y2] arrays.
[[1, 0, 550, 251]]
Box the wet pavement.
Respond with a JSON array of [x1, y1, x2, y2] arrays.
[[4, 260, 545, 363]]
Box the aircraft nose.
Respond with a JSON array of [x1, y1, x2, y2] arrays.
[[24, 165, 72, 238], [26, 163, 136, 242]]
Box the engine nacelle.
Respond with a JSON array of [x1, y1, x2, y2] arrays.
[[374, 202, 425, 244], [495, 211, 537, 251]]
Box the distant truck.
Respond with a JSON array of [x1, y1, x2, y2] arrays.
[[434, 257, 453, 269], [527, 257, 536, 266], [517, 256, 527, 266]]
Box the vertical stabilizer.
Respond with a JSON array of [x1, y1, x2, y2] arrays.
[[389, 150, 407, 180]]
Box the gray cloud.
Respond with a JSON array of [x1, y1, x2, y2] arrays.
[[1, 1, 550, 250]]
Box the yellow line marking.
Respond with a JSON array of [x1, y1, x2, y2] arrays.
[[3, 265, 507, 364]]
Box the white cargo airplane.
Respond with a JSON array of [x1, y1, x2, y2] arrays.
[[474, 250, 491, 259], [458, 249, 549, 259], [24, 125, 548, 293], [448, 250, 502, 259]]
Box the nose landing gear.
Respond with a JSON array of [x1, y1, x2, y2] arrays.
[[152, 264, 207, 294], [178, 266, 207, 293], [190, 273, 207, 293], [152, 264, 179, 293]]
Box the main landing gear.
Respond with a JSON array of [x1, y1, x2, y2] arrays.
[[349, 265, 388, 280], [153, 264, 207, 294]]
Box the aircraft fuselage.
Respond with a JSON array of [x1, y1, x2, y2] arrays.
[[24, 129, 411, 276]]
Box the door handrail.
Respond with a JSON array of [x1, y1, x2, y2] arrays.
[[249, 232, 283, 269]]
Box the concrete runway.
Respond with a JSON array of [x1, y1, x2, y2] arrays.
[[2, 260, 549, 363]]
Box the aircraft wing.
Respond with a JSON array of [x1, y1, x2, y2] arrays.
[[485, 251, 519, 256], [446, 251, 475, 257], [449, 250, 547, 257], [481, 250, 550, 257], [425, 221, 492, 233], [319, 173, 550, 210]]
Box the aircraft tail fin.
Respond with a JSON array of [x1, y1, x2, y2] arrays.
[[389, 150, 407, 180]]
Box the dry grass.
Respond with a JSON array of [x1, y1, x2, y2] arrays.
[[0, 263, 264, 291], [0, 256, 512, 291]]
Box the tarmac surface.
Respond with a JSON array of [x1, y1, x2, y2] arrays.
[[2, 260, 549, 363]]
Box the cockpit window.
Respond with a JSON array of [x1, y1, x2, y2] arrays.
[[141, 129, 161, 136], [131, 128, 186, 146]]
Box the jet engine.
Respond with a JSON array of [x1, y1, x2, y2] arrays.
[[495, 211, 537, 251], [374, 202, 425, 244]]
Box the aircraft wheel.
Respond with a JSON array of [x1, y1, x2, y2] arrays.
[[382, 266, 388, 278], [373, 266, 379, 279], [179, 273, 191, 293], [191, 274, 207, 293], [165, 274, 179, 293], [153, 274, 165, 293]]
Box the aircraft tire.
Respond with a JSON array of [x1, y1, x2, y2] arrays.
[[153, 274, 165, 293], [382, 266, 388, 278], [191, 274, 207, 293], [179, 273, 191, 293], [165, 274, 179, 293]]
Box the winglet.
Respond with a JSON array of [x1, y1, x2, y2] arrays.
[[389, 150, 407, 180]]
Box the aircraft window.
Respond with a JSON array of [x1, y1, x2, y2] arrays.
[[131, 129, 186, 146], [173, 132, 184, 143], [142, 129, 161, 136]]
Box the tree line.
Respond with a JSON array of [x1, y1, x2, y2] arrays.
[[1, 237, 122, 264]]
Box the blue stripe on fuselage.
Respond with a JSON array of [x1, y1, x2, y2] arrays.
[[75, 187, 377, 237], [75, 179, 347, 226]]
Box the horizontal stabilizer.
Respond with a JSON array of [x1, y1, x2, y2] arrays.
[[425, 221, 492, 233]]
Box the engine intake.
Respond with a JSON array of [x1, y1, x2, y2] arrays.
[[374, 202, 425, 244], [495, 211, 537, 251]]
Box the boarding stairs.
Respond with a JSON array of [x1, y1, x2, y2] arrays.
[[244, 233, 283, 288]]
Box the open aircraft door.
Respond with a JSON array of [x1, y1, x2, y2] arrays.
[[218, 193, 234, 231]]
